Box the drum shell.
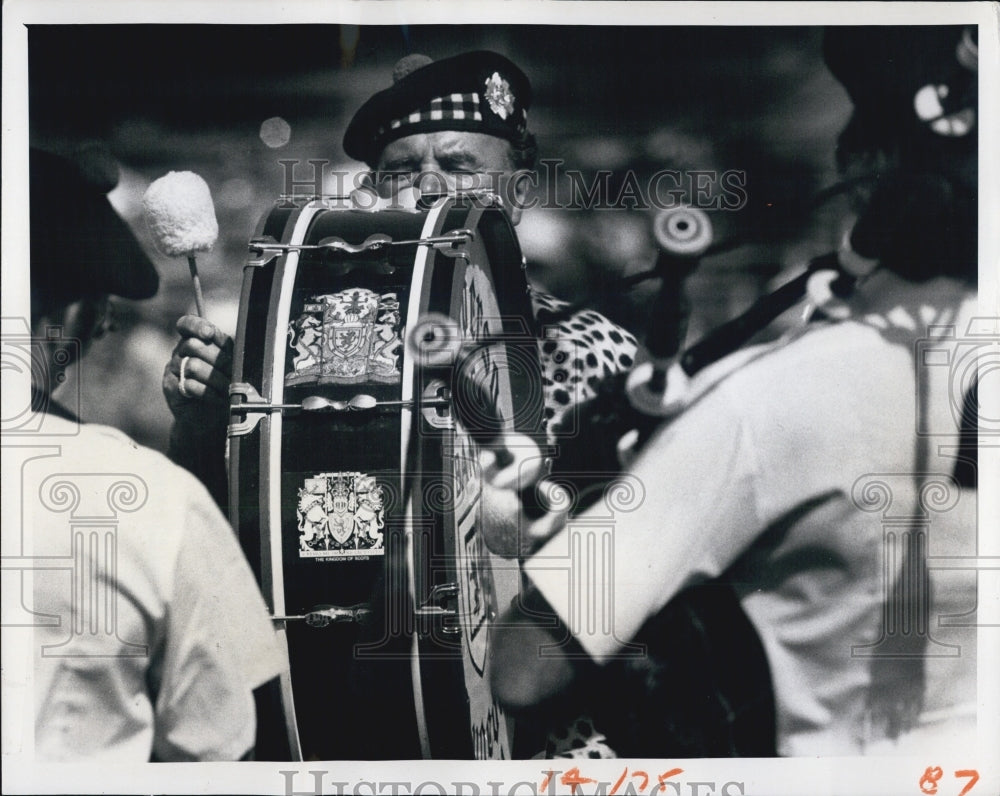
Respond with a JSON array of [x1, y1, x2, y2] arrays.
[[230, 197, 543, 760]]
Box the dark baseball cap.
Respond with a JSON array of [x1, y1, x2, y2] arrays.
[[30, 147, 159, 318]]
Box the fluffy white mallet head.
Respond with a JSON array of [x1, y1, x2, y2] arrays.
[[142, 171, 219, 257]]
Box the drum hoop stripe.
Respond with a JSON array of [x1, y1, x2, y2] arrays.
[[228, 265, 256, 572], [402, 196, 450, 759], [262, 202, 325, 761], [274, 628, 302, 761], [264, 203, 323, 619], [230, 204, 295, 580]]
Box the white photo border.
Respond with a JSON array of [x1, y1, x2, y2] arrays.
[[3, 2, 997, 794]]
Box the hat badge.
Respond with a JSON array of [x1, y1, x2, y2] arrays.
[[484, 71, 515, 120]]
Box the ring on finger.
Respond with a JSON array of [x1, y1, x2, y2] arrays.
[[179, 356, 191, 398]]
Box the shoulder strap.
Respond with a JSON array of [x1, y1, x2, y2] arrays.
[[953, 377, 978, 488]]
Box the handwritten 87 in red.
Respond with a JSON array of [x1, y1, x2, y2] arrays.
[[919, 768, 980, 796]]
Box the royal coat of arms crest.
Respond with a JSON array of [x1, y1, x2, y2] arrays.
[[287, 288, 402, 386], [297, 471, 386, 559]]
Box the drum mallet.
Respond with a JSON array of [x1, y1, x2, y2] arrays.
[[142, 171, 219, 317]]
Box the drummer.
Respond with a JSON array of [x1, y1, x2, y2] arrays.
[[163, 50, 638, 514], [162, 50, 638, 760]]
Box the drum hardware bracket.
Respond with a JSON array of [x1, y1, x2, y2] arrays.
[[297, 394, 451, 413], [228, 382, 451, 436], [246, 229, 475, 268], [427, 189, 504, 211], [421, 380, 453, 430], [228, 382, 269, 436], [273, 603, 372, 628], [228, 382, 294, 436], [414, 582, 461, 635]]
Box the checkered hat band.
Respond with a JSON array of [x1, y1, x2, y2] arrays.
[[383, 93, 483, 133]]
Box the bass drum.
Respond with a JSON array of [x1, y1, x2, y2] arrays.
[[229, 194, 543, 760]]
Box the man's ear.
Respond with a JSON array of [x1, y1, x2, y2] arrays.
[[506, 170, 533, 226], [33, 298, 101, 354], [59, 300, 98, 345]]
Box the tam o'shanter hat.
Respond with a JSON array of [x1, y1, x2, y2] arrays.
[[30, 148, 159, 317], [343, 51, 532, 166]]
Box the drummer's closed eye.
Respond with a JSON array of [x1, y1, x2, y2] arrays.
[[379, 156, 483, 175]]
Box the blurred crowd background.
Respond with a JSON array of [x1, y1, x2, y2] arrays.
[[28, 24, 854, 452]]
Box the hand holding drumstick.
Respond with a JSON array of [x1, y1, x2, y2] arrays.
[[144, 172, 231, 424]]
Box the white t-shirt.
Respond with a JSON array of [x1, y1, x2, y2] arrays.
[[523, 272, 978, 756], [27, 415, 286, 761]]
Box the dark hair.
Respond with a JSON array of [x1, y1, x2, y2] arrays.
[[834, 107, 977, 287], [852, 169, 976, 286]]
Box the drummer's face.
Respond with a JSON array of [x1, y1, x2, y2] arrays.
[[375, 131, 530, 224]]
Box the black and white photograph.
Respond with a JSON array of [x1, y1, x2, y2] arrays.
[[2, 2, 997, 794]]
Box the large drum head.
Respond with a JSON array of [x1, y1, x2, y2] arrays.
[[229, 194, 542, 760]]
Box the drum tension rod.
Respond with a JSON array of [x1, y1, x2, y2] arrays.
[[298, 395, 450, 413], [228, 383, 450, 435], [273, 604, 372, 628], [246, 230, 474, 267]]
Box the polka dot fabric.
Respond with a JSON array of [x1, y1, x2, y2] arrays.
[[527, 290, 636, 759], [533, 715, 617, 760], [531, 290, 638, 444], [516, 290, 637, 759]]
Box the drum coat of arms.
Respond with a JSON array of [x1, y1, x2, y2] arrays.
[[287, 288, 402, 385], [297, 471, 386, 559]]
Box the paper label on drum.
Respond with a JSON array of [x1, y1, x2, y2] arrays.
[[296, 472, 386, 559], [287, 289, 402, 386]]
